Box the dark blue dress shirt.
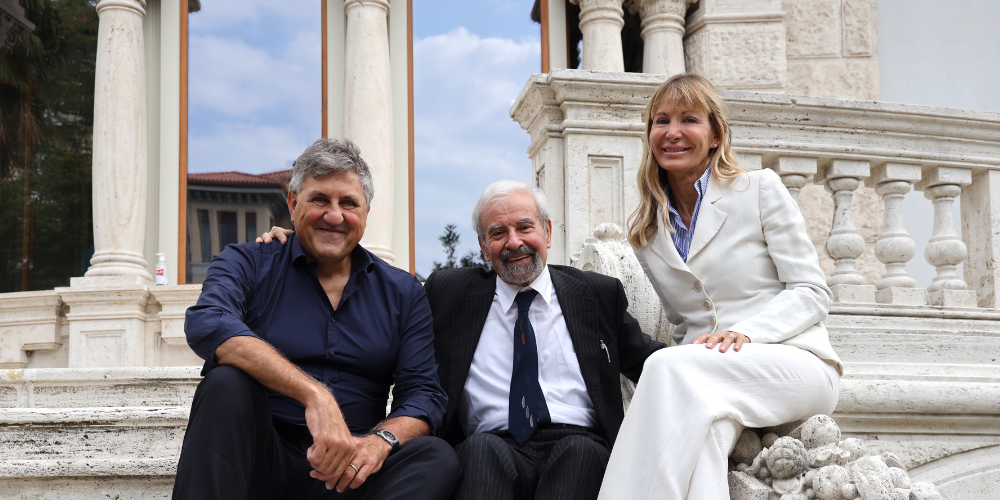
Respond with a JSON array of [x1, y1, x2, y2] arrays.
[[185, 235, 446, 435]]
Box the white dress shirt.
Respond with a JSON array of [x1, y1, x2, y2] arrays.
[[460, 266, 597, 435]]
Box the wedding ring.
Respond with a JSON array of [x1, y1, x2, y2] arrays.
[[349, 464, 359, 474]]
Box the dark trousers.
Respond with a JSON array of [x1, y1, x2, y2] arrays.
[[454, 425, 611, 500], [172, 366, 461, 500]]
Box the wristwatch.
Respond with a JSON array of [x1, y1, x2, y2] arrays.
[[370, 429, 399, 453]]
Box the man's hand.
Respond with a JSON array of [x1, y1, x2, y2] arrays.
[[256, 226, 294, 244], [312, 434, 393, 492], [303, 388, 356, 490]]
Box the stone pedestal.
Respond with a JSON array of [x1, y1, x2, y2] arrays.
[[570, 0, 626, 72], [149, 285, 204, 366], [58, 277, 152, 368], [87, 0, 152, 281], [0, 291, 63, 369], [683, 0, 786, 91], [344, 0, 395, 264]]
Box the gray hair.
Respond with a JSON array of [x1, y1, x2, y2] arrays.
[[472, 180, 550, 244], [288, 138, 374, 205]]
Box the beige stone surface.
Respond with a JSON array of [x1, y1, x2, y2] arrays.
[[685, 22, 786, 90], [782, 0, 881, 100], [786, 57, 881, 100], [784, 0, 842, 58]]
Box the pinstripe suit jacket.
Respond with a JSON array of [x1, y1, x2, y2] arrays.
[[424, 264, 666, 448]]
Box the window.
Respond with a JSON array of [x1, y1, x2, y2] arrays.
[[198, 210, 212, 262], [219, 211, 238, 250], [245, 211, 257, 243]]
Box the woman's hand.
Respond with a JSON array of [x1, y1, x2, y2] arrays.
[[256, 226, 294, 244], [693, 330, 750, 353]]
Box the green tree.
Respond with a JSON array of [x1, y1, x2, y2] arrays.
[[432, 224, 490, 272], [0, 0, 97, 292]]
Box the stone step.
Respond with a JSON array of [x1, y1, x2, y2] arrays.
[[0, 407, 188, 462], [0, 405, 185, 499], [0, 367, 201, 409]]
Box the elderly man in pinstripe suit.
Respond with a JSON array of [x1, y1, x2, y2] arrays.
[[424, 180, 666, 500]]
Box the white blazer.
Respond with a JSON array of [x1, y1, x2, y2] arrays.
[[634, 168, 844, 375]]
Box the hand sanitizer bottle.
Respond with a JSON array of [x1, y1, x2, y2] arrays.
[[155, 253, 168, 286]]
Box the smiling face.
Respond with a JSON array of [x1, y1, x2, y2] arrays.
[[478, 191, 552, 287], [648, 102, 719, 178], [287, 170, 369, 265]]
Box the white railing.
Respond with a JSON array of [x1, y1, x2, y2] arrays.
[[511, 70, 1000, 310]]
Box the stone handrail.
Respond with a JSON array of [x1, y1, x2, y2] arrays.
[[511, 69, 1000, 311]]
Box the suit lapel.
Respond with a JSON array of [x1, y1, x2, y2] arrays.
[[448, 275, 495, 408], [686, 174, 729, 262], [648, 207, 690, 273], [550, 267, 603, 410]]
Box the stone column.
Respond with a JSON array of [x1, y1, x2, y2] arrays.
[[570, 0, 626, 72], [343, 0, 395, 264], [86, 0, 151, 282], [915, 167, 977, 308], [626, 0, 690, 76], [867, 163, 925, 306], [961, 170, 1000, 308], [770, 156, 817, 203], [815, 160, 875, 303]]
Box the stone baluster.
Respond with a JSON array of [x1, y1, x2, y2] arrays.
[[915, 167, 977, 308], [570, 0, 626, 72], [769, 156, 817, 203], [86, 0, 151, 282], [866, 163, 926, 305], [814, 160, 875, 303], [344, 0, 395, 264], [626, 0, 692, 76]]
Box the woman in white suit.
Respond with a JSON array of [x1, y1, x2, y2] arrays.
[[597, 74, 843, 500]]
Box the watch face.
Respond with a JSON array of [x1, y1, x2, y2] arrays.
[[378, 429, 399, 447]]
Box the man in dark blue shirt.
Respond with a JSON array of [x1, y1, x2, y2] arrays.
[[172, 139, 460, 500]]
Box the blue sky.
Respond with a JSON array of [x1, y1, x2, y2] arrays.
[[187, 0, 1000, 281]]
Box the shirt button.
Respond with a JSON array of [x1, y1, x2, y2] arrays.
[[694, 280, 703, 293], [703, 299, 713, 311], [710, 317, 717, 329]]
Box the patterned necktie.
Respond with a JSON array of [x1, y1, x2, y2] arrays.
[[509, 289, 550, 445]]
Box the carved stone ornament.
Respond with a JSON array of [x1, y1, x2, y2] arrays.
[[0, 0, 36, 53], [624, 0, 691, 19], [731, 415, 944, 500]]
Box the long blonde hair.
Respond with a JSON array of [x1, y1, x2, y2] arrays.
[[627, 74, 745, 249]]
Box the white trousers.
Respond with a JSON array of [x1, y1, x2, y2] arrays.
[[597, 343, 840, 500]]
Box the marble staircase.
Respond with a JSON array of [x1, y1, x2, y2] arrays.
[[0, 368, 200, 499]]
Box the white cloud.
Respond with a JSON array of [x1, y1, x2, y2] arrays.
[[413, 28, 540, 275], [188, 123, 304, 174], [187, 2, 321, 175]]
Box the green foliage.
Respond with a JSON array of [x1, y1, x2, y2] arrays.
[[0, 0, 98, 292], [432, 224, 490, 272]]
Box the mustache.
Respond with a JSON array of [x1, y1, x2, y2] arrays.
[[498, 245, 537, 262]]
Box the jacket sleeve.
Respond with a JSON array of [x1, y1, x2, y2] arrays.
[[728, 169, 833, 343], [613, 279, 667, 383]]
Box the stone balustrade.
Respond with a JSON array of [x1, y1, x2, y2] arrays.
[[511, 70, 1000, 310], [532, 69, 1000, 500]]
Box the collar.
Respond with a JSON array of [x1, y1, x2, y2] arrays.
[[495, 265, 554, 313], [290, 233, 375, 274], [664, 166, 711, 228]]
